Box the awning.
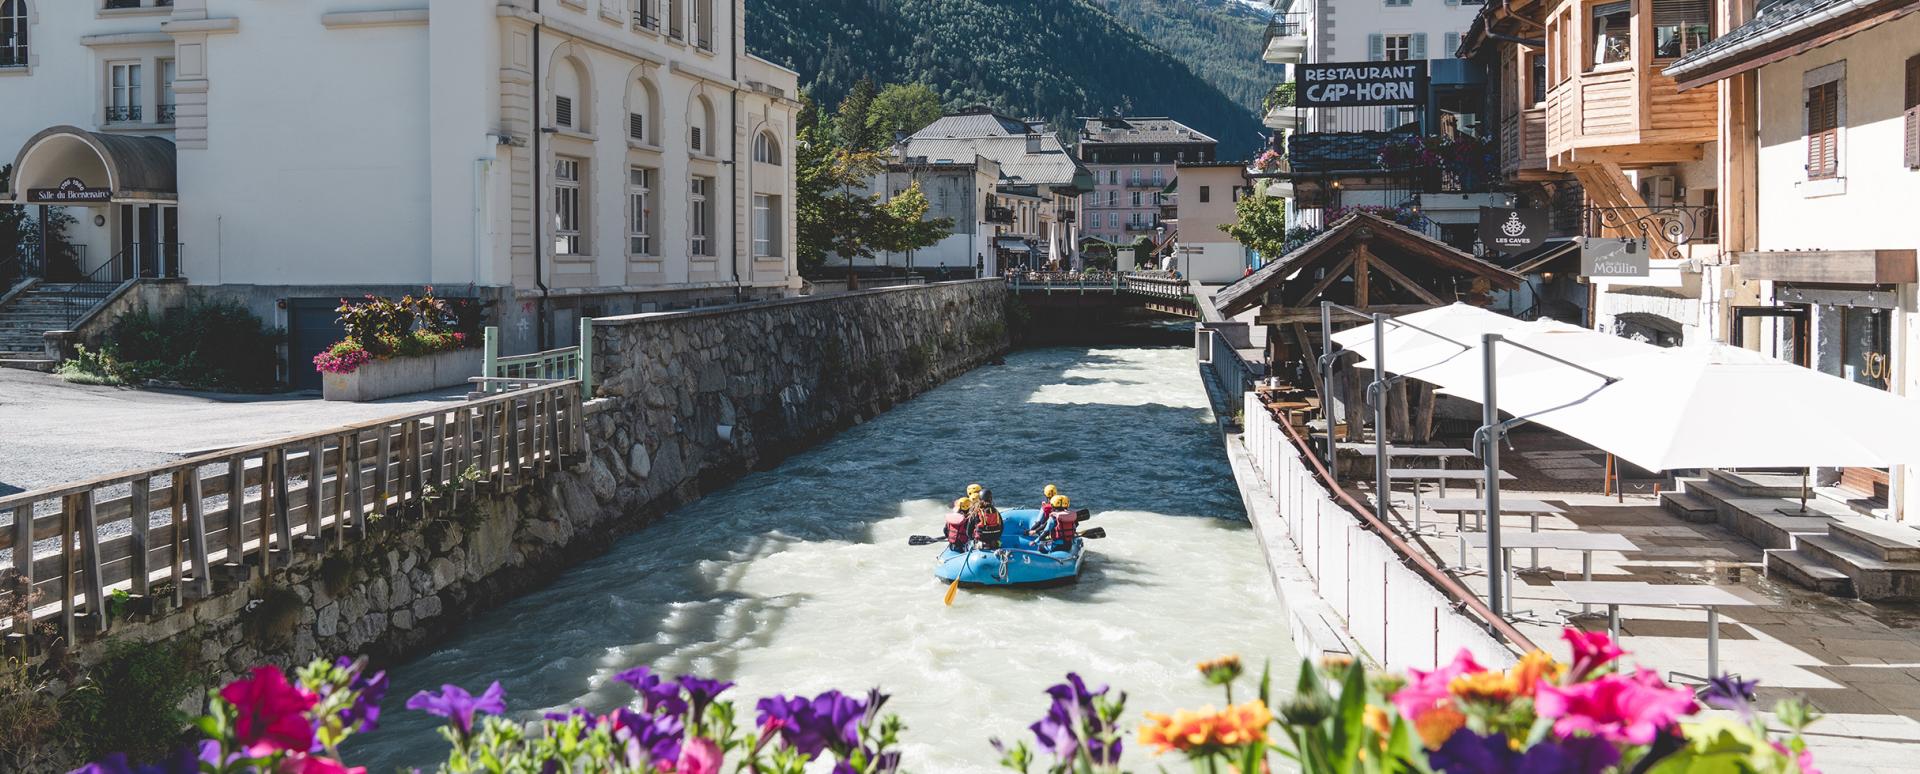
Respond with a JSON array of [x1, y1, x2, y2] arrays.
[[994, 238, 1031, 253], [1338, 303, 1920, 470], [8, 125, 177, 204]]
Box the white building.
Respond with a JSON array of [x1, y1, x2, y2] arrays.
[[1668, 3, 1920, 519], [1270, 0, 1488, 134], [0, 0, 799, 387]]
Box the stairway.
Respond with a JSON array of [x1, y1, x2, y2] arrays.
[[0, 283, 91, 369], [1660, 469, 1920, 601]]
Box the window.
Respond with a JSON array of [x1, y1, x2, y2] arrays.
[[1806, 79, 1840, 179], [158, 57, 175, 123], [1152, 169, 1164, 186], [1529, 53, 1547, 104], [667, 0, 684, 39], [627, 166, 654, 255], [554, 157, 584, 255], [690, 175, 714, 256], [1652, 0, 1712, 59], [108, 61, 142, 123], [1108, 212, 1119, 229], [690, 96, 714, 154], [1130, 212, 1143, 227], [1199, 186, 1211, 203], [691, 0, 712, 49], [1905, 55, 1919, 169], [556, 96, 574, 128], [754, 131, 781, 165], [1592, 2, 1632, 67], [1131, 191, 1141, 207], [628, 77, 656, 143], [1382, 34, 1411, 61], [753, 194, 783, 257], [1386, 0, 1410, 7], [1107, 169, 1118, 185], [1107, 191, 1117, 207], [1, 0, 26, 68], [635, 0, 661, 30], [1698, 189, 1718, 242]]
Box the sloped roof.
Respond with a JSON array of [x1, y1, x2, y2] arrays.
[[896, 135, 1087, 188], [1666, 0, 1918, 84], [911, 107, 1038, 139], [1077, 116, 1218, 145], [1212, 212, 1523, 317]]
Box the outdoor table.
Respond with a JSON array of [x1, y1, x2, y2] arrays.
[[1387, 469, 1516, 530], [1426, 496, 1566, 567], [1551, 581, 1764, 678], [1465, 531, 1636, 614]]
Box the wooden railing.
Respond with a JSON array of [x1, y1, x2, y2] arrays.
[[1501, 108, 1548, 175], [0, 379, 587, 652], [481, 317, 594, 399]]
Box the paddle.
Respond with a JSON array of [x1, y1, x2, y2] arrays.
[[906, 535, 944, 546], [1078, 527, 1107, 540]]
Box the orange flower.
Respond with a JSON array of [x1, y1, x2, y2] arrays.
[[1362, 705, 1392, 738], [1412, 705, 1466, 750], [1137, 701, 1273, 754], [1197, 655, 1245, 685], [1448, 670, 1519, 704], [1509, 649, 1563, 694]]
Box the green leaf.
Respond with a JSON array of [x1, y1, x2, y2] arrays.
[[1259, 658, 1273, 707], [1333, 661, 1369, 769]]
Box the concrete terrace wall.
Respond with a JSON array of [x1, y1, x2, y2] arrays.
[[66, 280, 1010, 696]]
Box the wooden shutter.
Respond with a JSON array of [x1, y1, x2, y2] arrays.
[[1411, 33, 1428, 60], [1445, 32, 1460, 59], [629, 112, 646, 141], [555, 95, 573, 129], [1368, 33, 1384, 61], [1807, 81, 1839, 179], [1905, 55, 1919, 169]]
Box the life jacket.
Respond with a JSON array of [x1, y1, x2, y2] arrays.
[[976, 508, 1004, 533], [944, 513, 969, 544], [1047, 511, 1077, 542]]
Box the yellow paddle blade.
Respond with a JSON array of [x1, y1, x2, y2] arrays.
[[943, 577, 960, 606]]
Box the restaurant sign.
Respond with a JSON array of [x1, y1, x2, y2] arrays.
[[1478, 207, 1548, 253], [1580, 237, 1651, 278], [1297, 61, 1430, 107], [27, 177, 112, 204]]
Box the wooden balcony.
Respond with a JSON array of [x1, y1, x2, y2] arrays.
[[1501, 107, 1548, 178], [1543, 67, 1715, 170]]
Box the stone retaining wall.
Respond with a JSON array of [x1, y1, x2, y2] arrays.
[[54, 280, 1010, 755]]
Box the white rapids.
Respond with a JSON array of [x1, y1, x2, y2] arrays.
[[353, 345, 1301, 772]]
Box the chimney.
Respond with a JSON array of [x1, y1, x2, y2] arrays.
[[1026, 132, 1042, 154]]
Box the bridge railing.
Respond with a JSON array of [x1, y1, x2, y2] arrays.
[[1007, 272, 1122, 294], [0, 379, 587, 654], [1122, 272, 1192, 300]]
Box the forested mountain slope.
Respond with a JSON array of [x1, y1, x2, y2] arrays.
[[745, 0, 1268, 152]]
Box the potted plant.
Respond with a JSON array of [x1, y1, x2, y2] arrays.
[[314, 289, 483, 401]]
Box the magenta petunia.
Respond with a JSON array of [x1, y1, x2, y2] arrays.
[[1390, 650, 1485, 723], [1562, 628, 1625, 680], [676, 737, 724, 774], [219, 666, 319, 756], [1535, 668, 1696, 745]]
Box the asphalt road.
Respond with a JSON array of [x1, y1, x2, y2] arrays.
[[0, 368, 468, 496]]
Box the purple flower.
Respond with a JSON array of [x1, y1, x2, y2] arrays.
[[405, 682, 506, 737], [1701, 674, 1760, 716], [614, 666, 688, 717], [755, 690, 868, 758], [68, 748, 198, 774], [676, 675, 735, 718], [1429, 732, 1619, 774], [541, 706, 594, 724], [1028, 674, 1121, 765], [331, 657, 388, 733], [610, 707, 685, 768]]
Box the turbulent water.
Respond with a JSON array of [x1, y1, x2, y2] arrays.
[[353, 345, 1300, 772]]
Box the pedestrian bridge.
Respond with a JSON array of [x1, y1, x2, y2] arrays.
[[1007, 272, 1197, 317]]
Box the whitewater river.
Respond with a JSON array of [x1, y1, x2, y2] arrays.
[[354, 345, 1300, 772]]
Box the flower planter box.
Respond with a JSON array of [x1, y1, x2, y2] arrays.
[[322, 348, 482, 402]]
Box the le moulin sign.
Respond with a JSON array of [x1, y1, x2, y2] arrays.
[[27, 177, 112, 204], [1581, 237, 1651, 278], [1297, 61, 1430, 107]]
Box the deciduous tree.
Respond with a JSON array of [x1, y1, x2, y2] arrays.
[[1222, 186, 1288, 263]]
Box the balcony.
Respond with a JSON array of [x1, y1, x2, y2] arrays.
[[104, 105, 142, 124], [1499, 106, 1547, 178], [985, 206, 1015, 225], [1125, 177, 1165, 189], [1263, 106, 1301, 131], [1262, 12, 1308, 64], [1542, 64, 1715, 170], [158, 103, 176, 124], [633, 11, 659, 31]]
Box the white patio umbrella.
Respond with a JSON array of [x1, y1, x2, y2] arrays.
[[1509, 344, 1920, 471], [1423, 320, 1665, 415], [1331, 304, 1526, 380]]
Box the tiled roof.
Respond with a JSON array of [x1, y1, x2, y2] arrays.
[[1076, 116, 1219, 145], [894, 135, 1087, 187], [911, 109, 1038, 139], [1667, 0, 1891, 79]]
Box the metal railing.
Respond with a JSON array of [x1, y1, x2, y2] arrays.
[[480, 317, 595, 400], [0, 379, 587, 651], [158, 103, 176, 124], [1264, 10, 1307, 43], [104, 105, 141, 123], [633, 11, 659, 30], [0, 47, 26, 69], [1582, 204, 1716, 249]]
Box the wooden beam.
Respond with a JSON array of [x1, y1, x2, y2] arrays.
[[1257, 304, 1435, 326], [1737, 249, 1918, 284], [1292, 323, 1326, 398], [1364, 256, 1447, 305], [1353, 242, 1372, 307], [1290, 253, 1359, 308]]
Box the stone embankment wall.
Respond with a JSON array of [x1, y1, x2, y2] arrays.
[[73, 280, 1010, 684]]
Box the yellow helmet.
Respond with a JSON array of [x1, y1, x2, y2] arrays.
[[1052, 495, 1070, 508], [1044, 484, 1058, 498], [955, 497, 973, 510], [967, 483, 984, 496]]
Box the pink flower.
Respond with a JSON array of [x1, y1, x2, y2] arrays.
[[1771, 741, 1821, 774], [277, 754, 367, 774], [676, 737, 723, 774], [1535, 668, 1696, 745], [220, 666, 320, 756], [1563, 628, 1625, 680], [1390, 650, 1485, 722]]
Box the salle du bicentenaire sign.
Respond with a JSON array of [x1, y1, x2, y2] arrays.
[[1297, 61, 1429, 108]]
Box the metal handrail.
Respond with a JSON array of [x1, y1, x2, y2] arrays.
[[1268, 403, 1539, 652]]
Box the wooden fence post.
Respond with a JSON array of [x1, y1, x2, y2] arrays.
[[225, 456, 246, 577], [578, 317, 594, 400], [271, 448, 292, 567], [482, 326, 500, 394], [129, 476, 151, 598], [185, 468, 212, 599], [77, 491, 104, 634]]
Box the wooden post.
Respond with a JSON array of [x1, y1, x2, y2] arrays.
[[482, 325, 500, 394], [77, 491, 105, 634], [334, 434, 350, 547], [375, 425, 393, 516], [481, 402, 497, 488], [59, 495, 75, 643], [1353, 243, 1372, 307], [406, 419, 423, 508], [504, 399, 520, 485], [169, 474, 185, 605], [305, 438, 326, 547], [271, 448, 292, 567], [545, 388, 561, 470], [258, 452, 276, 571], [129, 476, 152, 598], [348, 432, 367, 539], [225, 457, 246, 574], [11, 503, 32, 620], [184, 468, 213, 598], [578, 316, 595, 400]]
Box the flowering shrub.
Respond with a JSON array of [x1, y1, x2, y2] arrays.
[[314, 288, 479, 375], [74, 629, 1822, 774], [1251, 150, 1286, 174]]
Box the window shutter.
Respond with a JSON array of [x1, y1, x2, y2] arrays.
[[1445, 32, 1460, 58], [691, 126, 704, 152], [1806, 81, 1839, 178], [555, 96, 574, 129], [1411, 33, 1428, 60], [1906, 55, 1920, 169], [629, 112, 646, 141], [1368, 33, 1384, 61]]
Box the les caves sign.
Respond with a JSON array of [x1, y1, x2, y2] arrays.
[[1298, 61, 1430, 107]]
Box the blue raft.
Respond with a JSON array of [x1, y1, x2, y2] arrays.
[[934, 508, 1084, 587]]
